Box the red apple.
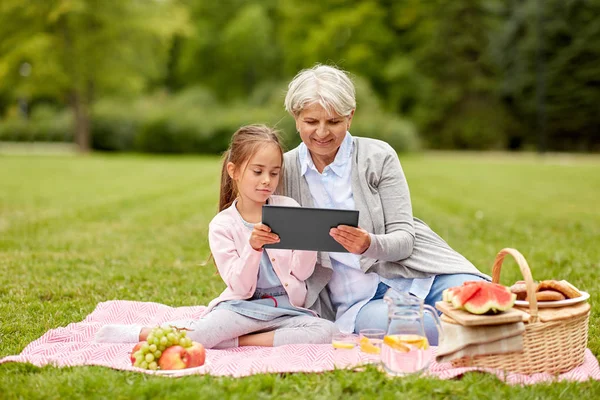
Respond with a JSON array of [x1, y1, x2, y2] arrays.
[[130, 341, 147, 364], [158, 345, 192, 370], [186, 342, 206, 367]]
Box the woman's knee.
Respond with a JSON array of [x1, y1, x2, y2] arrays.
[[354, 299, 388, 333]]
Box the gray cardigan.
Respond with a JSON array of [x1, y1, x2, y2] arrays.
[[280, 136, 489, 320]]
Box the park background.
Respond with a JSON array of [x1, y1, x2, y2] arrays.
[[1, 1, 600, 399], [1, 0, 599, 154]]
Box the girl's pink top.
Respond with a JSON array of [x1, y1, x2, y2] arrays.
[[203, 195, 318, 315]]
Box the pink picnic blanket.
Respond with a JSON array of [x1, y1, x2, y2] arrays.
[[1, 300, 599, 384]]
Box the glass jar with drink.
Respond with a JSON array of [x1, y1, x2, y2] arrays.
[[381, 290, 443, 376]]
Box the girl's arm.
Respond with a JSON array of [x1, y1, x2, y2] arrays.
[[209, 222, 262, 297], [360, 145, 416, 262]]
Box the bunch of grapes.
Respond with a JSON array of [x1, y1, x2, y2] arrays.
[[131, 325, 193, 370]]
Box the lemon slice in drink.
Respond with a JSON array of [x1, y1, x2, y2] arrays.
[[397, 334, 429, 350], [332, 341, 355, 349], [359, 337, 381, 354], [383, 335, 410, 352]]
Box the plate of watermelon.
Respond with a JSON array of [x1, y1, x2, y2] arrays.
[[514, 291, 590, 308]]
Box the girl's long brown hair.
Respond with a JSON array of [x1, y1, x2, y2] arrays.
[[202, 125, 284, 270], [218, 124, 285, 212]]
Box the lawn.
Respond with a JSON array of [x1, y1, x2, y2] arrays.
[[1, 152, 599, 399]]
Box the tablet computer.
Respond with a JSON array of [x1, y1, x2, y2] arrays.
[[262, 205, 359, 252]]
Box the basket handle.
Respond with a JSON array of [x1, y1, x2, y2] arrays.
[[491, 248, 538, 321]]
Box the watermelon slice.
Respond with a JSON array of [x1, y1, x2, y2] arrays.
[[443, 281, 516, 314], [463, 282, 517, 315]]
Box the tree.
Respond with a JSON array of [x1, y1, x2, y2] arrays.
[[0, 0, 189, 152], [175, 0, 281, 100], [493, 0, 600, 151], [278, 0, 395, 84], [387, 0, 515, 149]]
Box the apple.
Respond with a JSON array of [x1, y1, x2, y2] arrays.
[[130, 341, 147, 364], [186, 342, 206, 367], [157, 342, 206, 370], [158, 345, 192, 370]]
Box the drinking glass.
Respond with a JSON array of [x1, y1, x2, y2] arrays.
[[358, 329, 385, 364], [331, 333, 359, 369]]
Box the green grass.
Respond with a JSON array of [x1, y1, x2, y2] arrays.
[[1, 152, 599, 399]]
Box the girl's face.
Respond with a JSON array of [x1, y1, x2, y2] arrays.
[[295, 102, 354, 167], [228, 143, 282, 207]]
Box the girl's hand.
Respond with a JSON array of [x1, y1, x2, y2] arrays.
[[250, 223, 280, 251], [330, 225, 371, 254]]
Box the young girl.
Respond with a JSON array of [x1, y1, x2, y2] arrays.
[[96, 124, 338, 348]]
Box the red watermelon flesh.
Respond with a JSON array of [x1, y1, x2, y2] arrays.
[[451, 284, 482, 309], [443, 281, 481, 303], [463, 282, 517, 315]]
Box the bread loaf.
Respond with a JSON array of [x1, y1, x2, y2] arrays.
[[537, 280, 581, 299]]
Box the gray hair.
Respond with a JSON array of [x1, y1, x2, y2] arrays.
[[284, 64, 356, 117]]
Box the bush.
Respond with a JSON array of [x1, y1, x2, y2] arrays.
[[352, 77, 420, 152], [351, 113, 420, 152], [0, 109, 72, 143], [135, 104, 291, 154], [0, 79, 420, 154], [91, 101, 142, 151], [136, 113, 208, 153]]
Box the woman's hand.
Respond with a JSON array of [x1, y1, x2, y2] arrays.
[[249, 223, 280, 251], [330, 225, 371, 254]]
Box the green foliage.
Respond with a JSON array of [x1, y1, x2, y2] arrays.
[[0, 78, 419, 154], [90, 101, 142, 152], [397, 1, 515, 149], [0, 110, 72, 143], [1, 0, 600, 151], [492, 0, 600, 151], [175, 0, 280, 99], [0, 0, 190, 150], [1, 154, 600, 397], [0, 0, 189, 100], [278, 0, 394, 79]]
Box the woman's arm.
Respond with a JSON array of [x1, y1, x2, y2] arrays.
[[208, 222, 262, 297], [361, 146, 415, 261]]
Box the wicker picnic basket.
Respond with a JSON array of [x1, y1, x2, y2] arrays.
[[450, 248, 590, 374]]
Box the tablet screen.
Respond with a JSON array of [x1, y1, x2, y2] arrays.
[[262, 205, 359, 252]]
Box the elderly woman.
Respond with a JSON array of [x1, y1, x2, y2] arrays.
[[279, 65, 489, 345]]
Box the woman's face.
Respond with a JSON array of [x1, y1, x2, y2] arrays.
[[295, 103, 354, 166]]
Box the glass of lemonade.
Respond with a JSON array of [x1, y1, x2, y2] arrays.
[[331, 333, 359, 369], [358, 329, 385, 364]]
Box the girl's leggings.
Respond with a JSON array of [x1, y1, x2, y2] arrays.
[[169, 309, 339, 349]]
